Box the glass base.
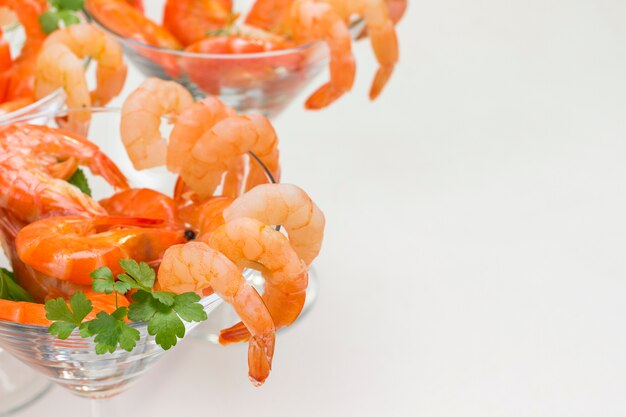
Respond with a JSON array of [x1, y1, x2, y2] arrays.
[[0, 351, 51, 416], [191, 267, 319, 344]]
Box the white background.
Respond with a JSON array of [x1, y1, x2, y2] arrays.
[[16, 0, 626, 416]]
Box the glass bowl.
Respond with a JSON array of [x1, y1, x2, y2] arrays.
[[0, 106, 319, 413], [86, 3, 364, 117]]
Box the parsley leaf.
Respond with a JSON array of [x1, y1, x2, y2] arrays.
[[118, 259, 155, 290], [66, 168, 92, 197], [57, 0, 84, 11], [83, 308, 140, 354], [38, 12, 60, 35], [173, 292, 207, 323], [148, 309, 186, 350], [39, 0, 84, 35], [127, 290, 161, 322], [91, 267, 131, 295], [45, 292, 93, 339], [0, 268, 34, 302]]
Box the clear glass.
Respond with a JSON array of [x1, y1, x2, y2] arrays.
[[86, 3, 364, 118], [0, 107, 319, 413]]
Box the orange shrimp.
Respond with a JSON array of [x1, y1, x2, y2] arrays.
[[289, 0, 355, 109], [157, 241, 275, 385], [0, 0, 47, 106], [16, 216, 187, 286], [245, 0, 293, 32], [0, 124, 128, 189], [0, 291, 128, 326], [85, 0, 182, 50], [124, 0, 144, 13], [163, 0, 233, 47], [177, 196, 234, 236], [0, 28, 12, 103], [100, 188, 181, 226], [0, 209, 94, 303], [206, 218, 308, 345], [223, 183, 325, 265], [181, 113, 281, 199], [121, 78, 194, 170]]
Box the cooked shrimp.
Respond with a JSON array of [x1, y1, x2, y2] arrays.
[[121, 78, 194, 170], [163, 0, 233, 47], [0, 153, 107, 223], [16, 216, 186, 285], [0, 209, 94, 302], [322, 0, 398, 99], [289, 0, 355, 109], [85, 0, 182, 49], [167, 96, 235, 174], [245, 0, 293, 32], [157, 241, 275, 385], [124, 0, 144, 13], [223, 184, 325, 265], [41, 24, 127, 106], [207, 217, 308, 344], [182, 113, 281, 199], [178, 196, 234, 236], [0, 124, 129, 189], [100, 188, 181, 226], [0, 291, 128, 326]]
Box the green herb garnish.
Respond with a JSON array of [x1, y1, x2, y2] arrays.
[[45, 260, 207, 354], [0, 268, 34, 302], [66, 168, 92, 196], [39, 0, 84, 35]]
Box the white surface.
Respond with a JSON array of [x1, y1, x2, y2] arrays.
[[15, 0, 626, 416]]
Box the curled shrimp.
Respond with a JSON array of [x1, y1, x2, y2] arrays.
[[322, 0, 399, 99], [181, 113, 281, 199], [121, 78, 194, 170], [100, 188, 181, 227], [0, 124, 128, 187], [207, 217, 308, 345], [289, 0, 355, 109], [157, 241, 275, 385], [0, 209, 93, 302], [178, 196, 234, 236], [35, 24, 127, 130], [223, 183, 325, 265], [16, 216, 186, 285], [163, 0, 233, 47]]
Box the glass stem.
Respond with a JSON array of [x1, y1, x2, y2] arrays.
[[90, 398, 117, 417]]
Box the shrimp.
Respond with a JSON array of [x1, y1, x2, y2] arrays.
[[121, 78, 194, 170], [0, 291, 128, 326], [167, 96, 236, 174], [321, 0, 399, 99], [157, 241, 275, 385], [124, 0, 144, 13], [16, 215, 186, 286], [289, 0, 355, 109], [245, 0, 293, 32], [178, 196, 234, 237], [163, 0, 233, 47], [0, 209, 94, 302], [182, 113, 281, 199], [223, 184, 325, 265], [0, 124, 128, 189], [0, 0, 47, 105], [207, 218, 308, 344], [100, 188, 181, 227], [0, 153, 107, 223], [41, 24, 127, 106]]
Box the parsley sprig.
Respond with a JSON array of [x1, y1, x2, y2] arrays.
[[45, 259, 208, 354], [66, 168, 92, 196], [39, 0, 84, 35], [0, 268, 34, 302]]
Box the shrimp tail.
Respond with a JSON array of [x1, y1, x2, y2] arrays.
[[369, 65, 394, 100], [93, 216, 165, 228], [248, 334, 275, 386], [305, 83, 346, 110], [90, 153, 130, 190], [219, 321, 251, 344]]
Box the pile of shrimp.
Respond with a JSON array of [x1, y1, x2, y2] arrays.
[[85, 0, 407, 109], [0, 78, 325, 386], [0, 1, 127, 123]]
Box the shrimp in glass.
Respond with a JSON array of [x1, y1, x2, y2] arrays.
[[223, 183, 325, 265], [157, 241, 275, 385], [206, 217, 308, 345], [0, 124, 128, 188], [182, 113, 281, 199], [100, 188, 181, 227], [163, 0, 233, 47], [121, 77, 194, 170], [16, 215, 187, 286], [0, 209, 93, 302], [177, 196, 234, 237]]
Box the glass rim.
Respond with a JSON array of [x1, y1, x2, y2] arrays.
[[87, 9, 364, 60]]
